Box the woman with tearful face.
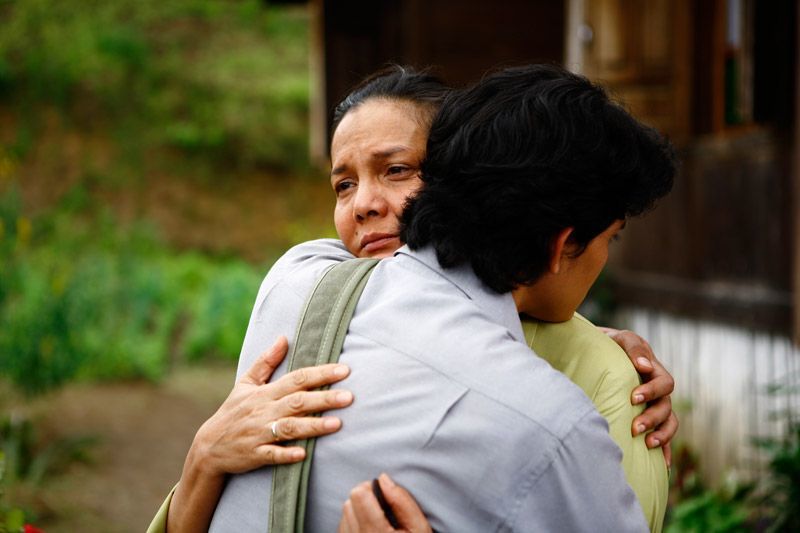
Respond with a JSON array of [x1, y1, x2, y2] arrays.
[[150, 66, 677, 533]]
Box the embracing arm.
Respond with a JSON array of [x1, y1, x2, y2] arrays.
[[162, 337, 353, 533], [601, 327, 679, 466]]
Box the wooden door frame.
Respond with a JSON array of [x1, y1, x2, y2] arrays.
[[793, 3, 800, 345]]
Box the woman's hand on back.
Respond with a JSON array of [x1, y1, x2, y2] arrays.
[[192, 335, 354, 476], [167, 336, 354, 532]]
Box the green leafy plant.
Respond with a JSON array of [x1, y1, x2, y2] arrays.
[[758, 422, 800, 532], [0, 183, 266, 394], [666, 372, 800, 532], [753, 372, 800, 532], [666, 484, 753, 533]]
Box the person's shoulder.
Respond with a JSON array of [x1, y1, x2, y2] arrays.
[[525, 312, 623, 359], [525, 313, 640, 399], [251, 239, 354, 309], [266, 239, 353, 283], [278, 238, 354, 268]]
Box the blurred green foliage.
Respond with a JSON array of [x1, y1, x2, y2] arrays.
[[1, 413, 95, 487], [0, 181, 266, 394], [0, 0, 310, 171], [666, 480, 752, 533], [665, 376, 800, 532], [755, 421, 800, 532], [0, 0, 312, 395], [0, 411, 96, 529], [0, 451, 27, 533]]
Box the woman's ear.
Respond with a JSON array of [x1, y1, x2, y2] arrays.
[[549, 227, 575, 274]]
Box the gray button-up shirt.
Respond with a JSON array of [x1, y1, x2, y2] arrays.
[[210, 239, 647, 532]]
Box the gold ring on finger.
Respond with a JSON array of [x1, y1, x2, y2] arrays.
[[270, 420, 280, 441]]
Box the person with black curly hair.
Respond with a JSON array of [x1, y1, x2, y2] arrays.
[[210, 64, 675, 532]]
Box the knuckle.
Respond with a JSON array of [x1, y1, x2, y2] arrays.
[[291, 368, 309, 386], [287, 392, 305, 411], [350, 481, 370, 499], [325, 391, 342, 407], [281, 418, 298, 437], [263, 447, 275, 463]]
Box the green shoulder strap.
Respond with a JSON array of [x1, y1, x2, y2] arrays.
[[269, 257, 379, 533]]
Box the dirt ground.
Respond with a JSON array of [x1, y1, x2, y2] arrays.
[[9, 363, 236, 532]]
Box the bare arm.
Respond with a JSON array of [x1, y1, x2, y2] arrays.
[[600, 327, 679, 466], [167, 336, 354, 532]]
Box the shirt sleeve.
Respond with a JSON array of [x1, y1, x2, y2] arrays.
[[507, 410, 649, 532], [145, 484, 177, 533]]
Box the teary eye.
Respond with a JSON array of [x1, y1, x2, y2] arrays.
[[334, 179, 356, 195]]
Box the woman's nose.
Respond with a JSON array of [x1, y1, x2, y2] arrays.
[[353, 181, 388, 221]]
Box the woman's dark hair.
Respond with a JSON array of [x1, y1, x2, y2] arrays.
[[401, 64, 677, 293], [331, 65, 451, 135]]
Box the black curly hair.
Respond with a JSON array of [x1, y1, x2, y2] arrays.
[[401, 64, 677, 293]]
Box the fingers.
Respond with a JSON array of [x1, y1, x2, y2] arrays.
[[345, 481, 393, 532], [605, 329, 657, 372], [339, 476, 433, 533], [242, 336, 290, 385], [253, 444, 306, 466], [632, 396, 672, 436], [631, 363, 675, 404], [275, 389, 354, 419], [270, 415, 343, 442], [378, 473, 432, 532], [609, 329, 674, 405], [645, 411, 679, 452], [339, 499, 358, 533], [268, 363, 351, 399], [662, 442, 673, 469]]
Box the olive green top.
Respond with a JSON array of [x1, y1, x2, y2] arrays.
[[522, 313, 668, 533], [146, 485, 174, 533]]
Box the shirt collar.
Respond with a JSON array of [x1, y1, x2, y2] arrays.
[[395, 245, 525, 343]]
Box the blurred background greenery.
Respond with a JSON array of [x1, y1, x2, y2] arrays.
[[0, 0, 334, 393], [0, 1, 336, 529]]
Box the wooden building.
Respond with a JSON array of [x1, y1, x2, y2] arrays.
[[300, 0, 799, 483]]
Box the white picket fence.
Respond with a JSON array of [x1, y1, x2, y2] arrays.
[[618, 307, 800, 485]]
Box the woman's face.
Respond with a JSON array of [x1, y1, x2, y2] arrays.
[[330, 99, 428, 258]]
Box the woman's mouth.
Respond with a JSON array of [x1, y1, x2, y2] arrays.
[[360, 233, 399, 254]]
